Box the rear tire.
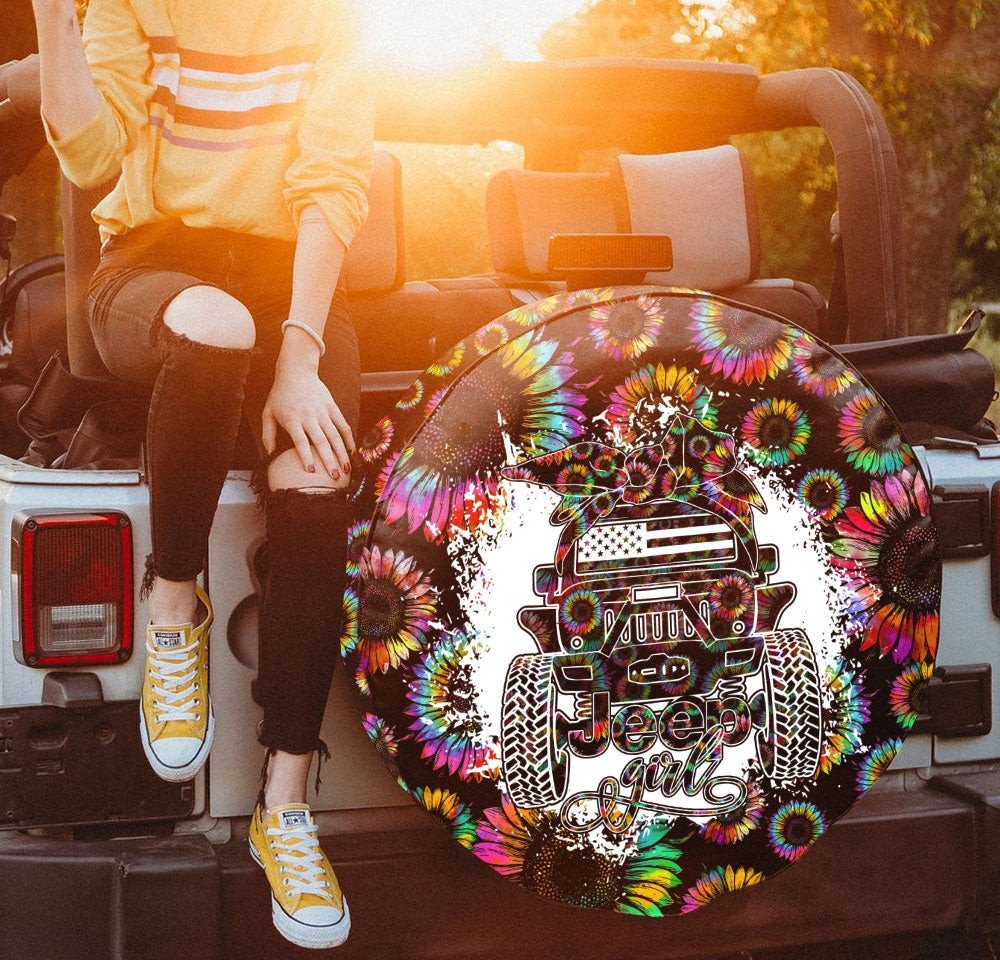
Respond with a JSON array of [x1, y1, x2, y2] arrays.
[[501, 654, 569, 808], [758, 628, 823, 782]]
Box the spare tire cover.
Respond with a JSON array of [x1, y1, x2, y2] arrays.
[[344, 289, 940, 916]]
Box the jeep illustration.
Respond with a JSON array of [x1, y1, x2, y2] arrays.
[[499, 420, 824, 811]]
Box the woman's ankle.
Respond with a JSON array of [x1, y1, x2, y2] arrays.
[[148, 577, 199, 626], [262, 749, 313, 812]]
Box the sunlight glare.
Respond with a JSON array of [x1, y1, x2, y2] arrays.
[[358, 0, 589, 69]]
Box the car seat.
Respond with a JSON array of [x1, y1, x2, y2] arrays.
[[485, 146, 829, 339]]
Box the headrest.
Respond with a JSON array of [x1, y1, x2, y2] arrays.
[[343, 150, 405, 294], [613, 145, 760, 290], [486, 170, 617, 279]]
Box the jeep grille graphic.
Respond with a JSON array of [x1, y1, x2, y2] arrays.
[[576, 517, 737, 572]]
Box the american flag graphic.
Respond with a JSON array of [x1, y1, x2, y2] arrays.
[[576, 515, 737, 572]]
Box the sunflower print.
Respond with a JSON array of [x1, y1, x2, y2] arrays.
[[832, 471, 941, 662], [709, 574, 754, 621], [345, 519, 371, 579], [588, 295, 665, 362], [357, 547, 437, 673], [690, 299, 796, 385], [768, 801, 827, 862], [819, 662, 871, 774], [339, 586, 359, 656], [475, 320, 512, 356], [680, 865, 764, 913], [792, 337, 858, 397], [838, 389, 912, 476], [857, 739, 903, 791], [427, 342, 465, 377], [890, 662, 934, 729], [406, 630, 497, 781], [358, 416, 393, 465], [397, 379, 425, 411], [699, 781, 766, 844], [741, 397, 811, 467], [560, 587, 604, 636], [380, 331, 587, 533], [797, 469, 849, 521], [475, 799, 683, 915], [606, 363, 715, 444], [362, 712, 398, 762], [415, 786, 478, 849]]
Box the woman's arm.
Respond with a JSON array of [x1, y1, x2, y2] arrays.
[[31, 0, 153, 189], [261, 205, 355, 479], [31, 0, 101, 141]]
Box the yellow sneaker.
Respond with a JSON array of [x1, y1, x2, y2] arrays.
[[249, 802, 350, 950], [139, 585, 214, 781]]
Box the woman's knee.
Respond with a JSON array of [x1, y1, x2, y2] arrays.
[[162, 285, 256, 350], [267, 448, 351, 493]]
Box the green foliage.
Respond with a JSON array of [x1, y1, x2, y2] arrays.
[[537, 0, 1000, 305]]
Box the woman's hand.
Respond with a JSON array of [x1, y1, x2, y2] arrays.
[[262, 354, 354, 479]]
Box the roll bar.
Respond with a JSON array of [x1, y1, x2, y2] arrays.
[[752, 69, 907, 341]]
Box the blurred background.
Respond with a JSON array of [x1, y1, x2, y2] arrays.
[[3, 0, 999, 338]]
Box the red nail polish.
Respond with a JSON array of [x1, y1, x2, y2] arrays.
[[331, 470, 341, 480], [343, 462, 351, 473], [307, 464, 316, 474]]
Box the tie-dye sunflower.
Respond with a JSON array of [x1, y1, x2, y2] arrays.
[[791, 337, 858, 397], [689, 299, 796, 385], [741, 397, 811, 467], [396, 379, 425, 411], [559, 587, 604, 638], [837, 389, 912, 476], [832, 472, 940, 663], [362, 712, 399, 762], [339, 586, 359, 656], [588, 295, 665, 362], [857, 738, 902, 792], [475, 321, 512, 356], [474, 799, 683, 914], [680, 864, 764, 913], [357, 547, 437, 673], [427, 342, 465, 377], [358, 416, 394, 465], [699, 780, 766, 844], [380, 332, 587, 533], [768, 800, 827, 862], [797, 469, 849, 522], [889, 662, 934, 730], [345, 519, 371, 579], [708, 574, 754, 621], [819, 662, 871, 774], [414, 786, 478, 849], [606, 363, 716, 445], [406, 630, 497, 781]]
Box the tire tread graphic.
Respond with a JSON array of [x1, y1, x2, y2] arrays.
[[761, 628, 823, 781], [501, 654, 567, 808]]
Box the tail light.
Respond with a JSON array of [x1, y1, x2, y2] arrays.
[[13, 512, 133, 667]]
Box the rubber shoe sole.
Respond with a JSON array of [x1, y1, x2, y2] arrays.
[[138, 704, 215, 782], [248, 838, 351, 950]]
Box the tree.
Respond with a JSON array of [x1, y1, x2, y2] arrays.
[[542, 0, 1000, 335]]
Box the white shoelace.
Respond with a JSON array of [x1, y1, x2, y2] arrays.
[[267, 822, 336, 900], [146, 638, 201, 723]]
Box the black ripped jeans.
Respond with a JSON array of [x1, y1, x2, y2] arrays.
[[87, 221, 360, 755]]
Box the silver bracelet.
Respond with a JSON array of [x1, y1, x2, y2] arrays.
[[281, 319, 326, 357]]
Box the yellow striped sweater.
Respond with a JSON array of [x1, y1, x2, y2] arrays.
[[45, 0, 374, 248]]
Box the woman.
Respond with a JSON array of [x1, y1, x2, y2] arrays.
[[31, 0, 373, 949]]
